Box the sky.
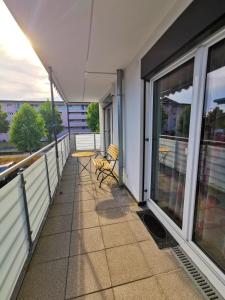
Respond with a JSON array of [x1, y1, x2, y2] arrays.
[[0, 1, 62, 101], [167, 66, 225, 114]]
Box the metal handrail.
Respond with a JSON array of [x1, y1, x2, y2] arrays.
[[160, 134, 225, 147], [0, 133, 69, 180]]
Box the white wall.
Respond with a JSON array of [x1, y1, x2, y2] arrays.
[[123, 58, 142, 201], [112, 94, 118, 145], [99, 102, 105, 152], [98, 0, 193, 201]]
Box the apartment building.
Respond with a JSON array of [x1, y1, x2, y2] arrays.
[[0, 100, 91, 141]]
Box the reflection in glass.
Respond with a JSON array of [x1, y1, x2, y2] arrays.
[[151, 59, 194, 227], [104, 105, 112, 150], [193, 39, 225, 272]]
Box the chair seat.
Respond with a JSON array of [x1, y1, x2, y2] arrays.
[[92, 158, 111, 170]]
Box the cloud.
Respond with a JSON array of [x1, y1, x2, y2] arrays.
[[0, 2, 63, 102], [0, 47, 51, 99]]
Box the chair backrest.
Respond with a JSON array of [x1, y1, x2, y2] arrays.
[[107, 144, 119, 160]]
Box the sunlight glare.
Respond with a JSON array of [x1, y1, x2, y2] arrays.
[[0, 1, 40, 65]]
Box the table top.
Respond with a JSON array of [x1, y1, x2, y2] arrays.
[[159, 147, 170, 153], [71, 151, 96, 158]]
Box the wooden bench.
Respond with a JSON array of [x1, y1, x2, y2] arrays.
[[92, 144, 119, 187]]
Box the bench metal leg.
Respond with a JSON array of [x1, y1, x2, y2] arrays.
[[99, 170, 119, 188], [97, 169, 103, 180]]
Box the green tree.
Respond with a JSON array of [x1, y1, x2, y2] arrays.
[[9, 103, 45, 153], [0, 104, 9, 133], [160, 105, 168, 132], [86, 103, 99, 132], [205, 107, 225, 139], [177, 106, 191, 137], [39, 100, 63, 142]]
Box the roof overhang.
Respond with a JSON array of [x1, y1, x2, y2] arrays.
[[4, 0, 192, 103]]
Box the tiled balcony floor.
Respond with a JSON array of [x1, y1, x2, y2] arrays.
[[17, 156, 204, 300]]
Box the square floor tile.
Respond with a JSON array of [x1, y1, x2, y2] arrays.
[[66, 251, 111, 298], [17, 258, 68, 300], [42, 215, 72, 236], [106, 244, 151, 286], [79, 190, 95, 197], [113, 277, 166, 300], [70, 227, 104, 255], [115, 195, 136, 207], [95, 198, 119, 210], [32, 232, 70, 264], [156, 270, 203, 300], [74, 200, 96, 213], [127, 220, 150, 242], [61, 176, 75, 182], [122, 205, 141, 217], [101, 222, 135, 248], [75, 184, 94, 193], [60, 182, 75, 193], [74, 191, 94, 201], [49, 202, 73, 217], [98, 207, 128, 225], [139, 240, 179, 275], [74, 289, 114, 300], [72, 211, 99, 230], [55, 192, 74, 203]]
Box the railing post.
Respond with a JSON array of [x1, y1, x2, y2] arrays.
[[48, 66, 60, 186], [74, 134, 77, 151], [117, 69, 124, 187], [19, 169, 33, 252], [65, 136, 68, 157], [63, 138, 66, 163], [61, 141, 64, 169], [94, 133, 96, 150], [68, 135, 70, 155], [66, 103, 71, 139], [44, 154, 52, 204]]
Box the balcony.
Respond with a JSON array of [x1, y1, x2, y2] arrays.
[[1, 134, 203, 300]]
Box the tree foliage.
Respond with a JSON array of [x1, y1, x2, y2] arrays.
[[86, 103, 99, 132], [39, 100, 63, 142], [9, 103, 45, 153], [0, 104, 9, 133], [177, 106, 191, 137], [160, 105, 168, 132], [204, 107, 225, 138]]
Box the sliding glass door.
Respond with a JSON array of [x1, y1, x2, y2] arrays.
[[147, 31, 225, 285], [104, 104, 113, 150], [151, 59, 194, 228], [193, 39, 225, 272]]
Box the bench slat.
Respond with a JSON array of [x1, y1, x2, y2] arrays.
[[108, 144, 119, 160]]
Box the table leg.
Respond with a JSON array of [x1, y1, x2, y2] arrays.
[[79, 157, 91, 175]]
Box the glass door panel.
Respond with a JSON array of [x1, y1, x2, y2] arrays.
[[104, 105, 112, 150], [151, 59, 194, 228], [193, 39, 225, 272]]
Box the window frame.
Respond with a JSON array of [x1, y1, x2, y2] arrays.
[[145, 27, 225, 292]]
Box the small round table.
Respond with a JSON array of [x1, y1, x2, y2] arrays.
[[72, 151, 96, 174]]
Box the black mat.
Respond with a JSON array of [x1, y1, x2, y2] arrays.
[[137, 209, 178, 249]]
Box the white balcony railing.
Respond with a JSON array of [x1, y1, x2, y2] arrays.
[[0, 134, 70, 300], [73, 133, 100, 151], [0, 132, 101, 300]]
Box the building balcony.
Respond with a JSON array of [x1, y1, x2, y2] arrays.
[[69, 121, 88, 127], [1, 134, 204, 300]]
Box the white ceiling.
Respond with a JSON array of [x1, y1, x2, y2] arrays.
[[4, 0, 190, 102]]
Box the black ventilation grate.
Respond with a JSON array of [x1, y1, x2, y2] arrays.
[[172, 246, 224, 300]]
